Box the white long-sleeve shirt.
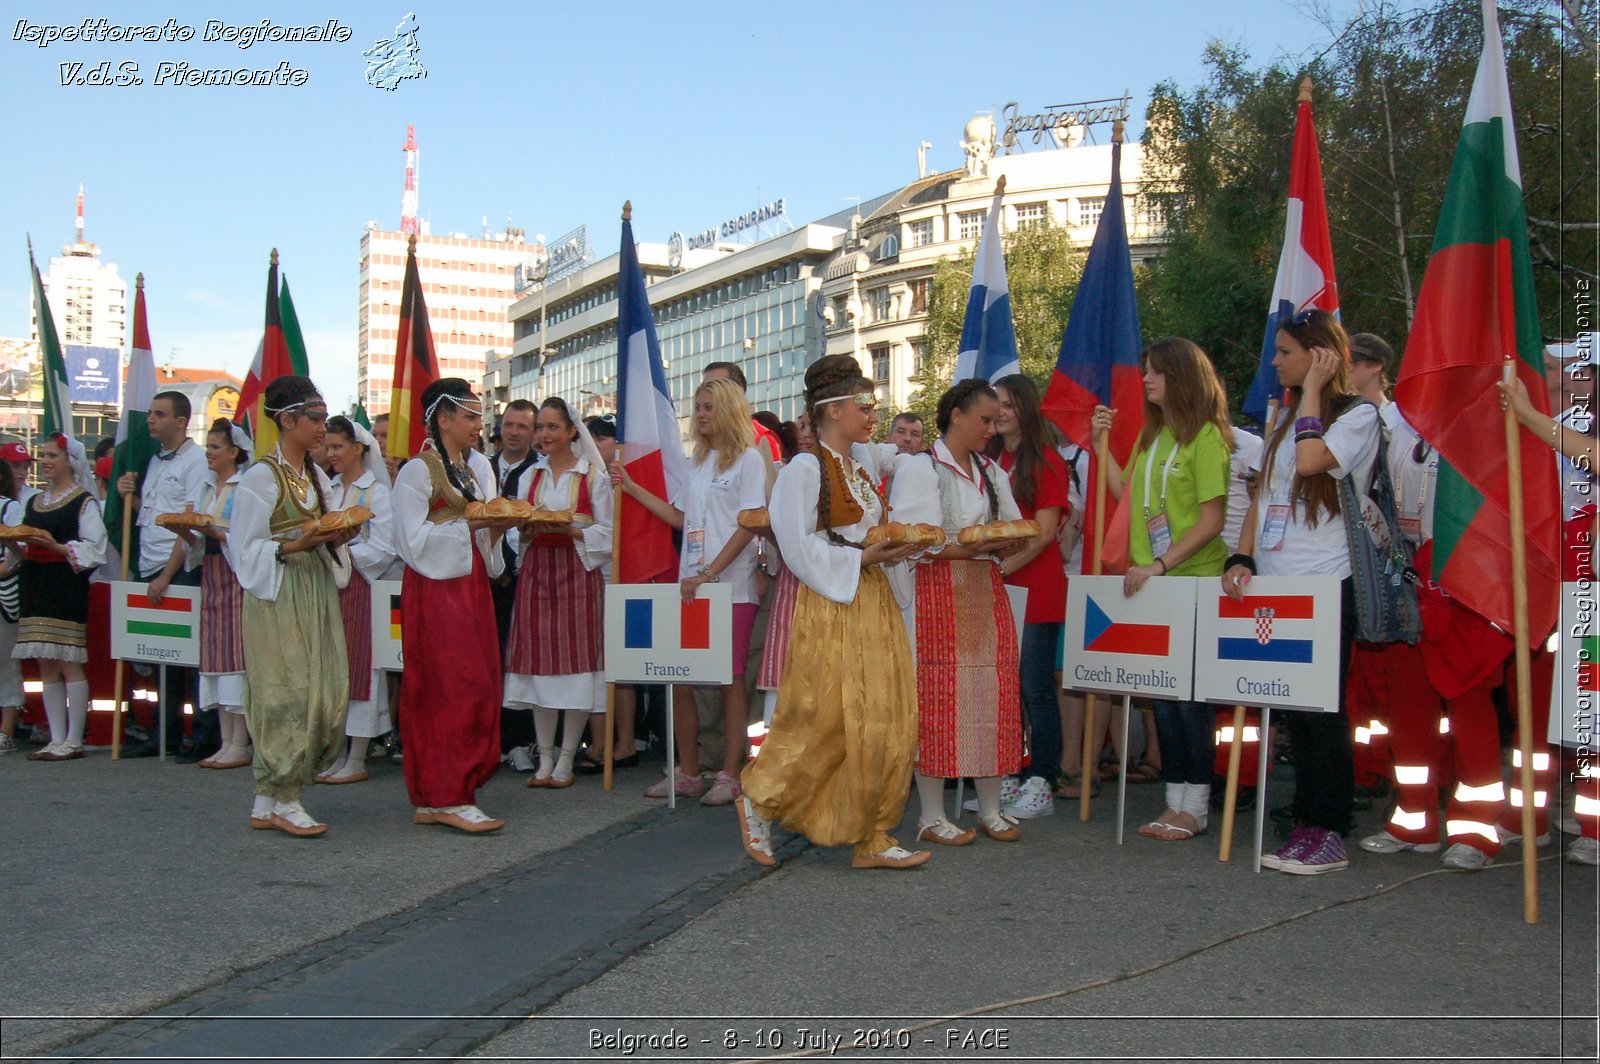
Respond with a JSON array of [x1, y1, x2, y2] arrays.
[[391, 448, 505, 581], [888, 439, 1022, 547], [334, 470, 400, 584], [519, 456, 613, 573], [228, 458, 343, 601], [770, 441, 901, 606]]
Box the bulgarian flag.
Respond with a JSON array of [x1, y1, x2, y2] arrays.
[[234, 250, 296, 457], [27, 237, 73, 440], [102, 274, 161, 557], [386, 234, 438, 460], [1395, 0, 1561, 638]]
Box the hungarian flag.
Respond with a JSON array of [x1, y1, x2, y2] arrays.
[[951, 178, 1019, 383], [614, 205, 689, 584], [1395, 0, 1561, 638], [102, 273, 160, 559], [1242, 79, 1339, 428], [1040, 131, 1143, 570], [27, 237, 73, 440], [234, 250, 296, 457], [386, 235, 438, 460]]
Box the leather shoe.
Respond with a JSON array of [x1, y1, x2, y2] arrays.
[[117, 739, 159, 759]]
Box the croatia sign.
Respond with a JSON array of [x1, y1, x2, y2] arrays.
[[1193, 575, 1340, 712], [110, 581, 200, 667], [1064, 575, 1195, 698], [370, 579, 404, 671], [604, 583, 732, 685]]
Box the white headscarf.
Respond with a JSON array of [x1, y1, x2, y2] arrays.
[[225, 422, 254, 463], [572, 413, 607, 480], [51, 433, 96, 498], [349, 422, 390, 487]]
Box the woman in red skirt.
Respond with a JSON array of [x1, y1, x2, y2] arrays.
[[504, 397, 611, 788], [391, 378, 508, 834]]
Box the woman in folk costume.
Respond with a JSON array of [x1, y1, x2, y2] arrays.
[[752, 412, 814, 726], [227, 376, 354, 836], [11, 433, 106, 761], [316, 415, 398, 786], [391, 377, 508, 834], [505, 396, 612, 789], [737, 355, 926, 870], [147, 418, 256, 769], [0, 461, 26, 755], [890, 379, 1027, 845]]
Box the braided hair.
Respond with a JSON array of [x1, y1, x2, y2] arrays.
[[935, 379, 1001, 520], [422, 377, 482, 501], [803, 354, 876, 549]]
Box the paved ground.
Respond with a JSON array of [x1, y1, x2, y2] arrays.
[[1, 747, 1595, 1063]]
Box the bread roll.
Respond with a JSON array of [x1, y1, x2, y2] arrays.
[[154, 511, 214, 530], [956, 519, 1041, 547], [466, 499, 534, 523], [527, 507, 573, 526], [299, 505, 376, 537], [0, 524, 47, 542], [737, 507, 770, 531], [864, 522, 947, 549]]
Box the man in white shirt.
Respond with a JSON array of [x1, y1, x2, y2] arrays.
[[114, 391, 212, 759], [489, 399, 542, 769]]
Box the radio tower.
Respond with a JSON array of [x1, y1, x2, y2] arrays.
[[67, 183, 97, 256], [400, 125, 419, 235]]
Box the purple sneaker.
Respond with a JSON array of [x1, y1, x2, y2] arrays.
[[1278, 827, 1350, 875], [1260, 827, 1312, 871]]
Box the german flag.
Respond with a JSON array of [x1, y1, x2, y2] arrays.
[[234, 249, 296, 457], [386, 234, 438, 461]]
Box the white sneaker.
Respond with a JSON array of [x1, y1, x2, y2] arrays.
[[1360, 830, 1441, 854], [1495, 823, 1552, 847], [1567, 837, 1599, 866], [504, 745, 535, 773], [1003, 776, 1056, 820], [961, 777, 1020, 814], [1442, 843, 1491, 871], [0, 732, 15, 754]]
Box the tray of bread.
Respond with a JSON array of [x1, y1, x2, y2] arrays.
[[955, 519, 1041, 548], [527, 507, 594, 529], [299, 505, 376, 537], [736, 507, 770, 531], [155, 510, 214, 530], [465, 498, 534, 524], [862, 521, 946, 549], [0, 524, 47, 542]]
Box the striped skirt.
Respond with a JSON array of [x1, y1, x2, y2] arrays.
[[338, 573, 373, 701], [200, 552, 245, 675], [505, 544, 602, 676], [756, 566, 801, 690], [913, 558, 1022, 779]]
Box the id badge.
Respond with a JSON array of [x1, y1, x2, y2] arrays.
[[685, 528, 706, 567], [1146, 513, 1172, 557], [1258, 503, 1291, 551], [1399, 516, 1422, 542], [139, 502, 154, 527]]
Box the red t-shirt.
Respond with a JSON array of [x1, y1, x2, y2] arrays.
[[999, 447, 1070, 624]]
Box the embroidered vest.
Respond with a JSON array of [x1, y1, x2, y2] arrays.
[[419, 449, 470, 525], [262, 457, 323, 537]]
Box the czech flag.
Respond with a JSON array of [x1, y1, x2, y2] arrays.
[[615, 205, 689, 585], [386, 234, 439, 461], [952, 178, 1019, 383], [1241, 80, 1339, 428]]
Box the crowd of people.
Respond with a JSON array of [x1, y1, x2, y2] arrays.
[[1, 320, 1595, 875]]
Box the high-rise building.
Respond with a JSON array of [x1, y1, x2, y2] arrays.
[[34, 187, 127, 353], [356, 127, 533, 415]]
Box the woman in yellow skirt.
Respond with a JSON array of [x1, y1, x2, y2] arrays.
[[737, 355, 926, 870]]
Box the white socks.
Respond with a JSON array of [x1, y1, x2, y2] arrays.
[[41, 682, 67, 745], [252, 795, 274, 819], [974, 777, 1004, 819], [1165, 783, 1186, 819], [65, 680, 88, 746], [1182, 783, 1211, 832], [914, 771, 948, 826]]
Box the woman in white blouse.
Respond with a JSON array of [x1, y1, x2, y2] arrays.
[[737, 355, 925, 869]]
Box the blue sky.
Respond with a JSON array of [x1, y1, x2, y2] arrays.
[[0, 0, 1360, 409]]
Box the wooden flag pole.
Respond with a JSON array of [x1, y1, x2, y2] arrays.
[[1501, 360, 1539, 925], [1217, 706, 1246, 861], [604, 445, 623, 792], [1080, 423, 1112, 821], [110, 495, 135, 760]]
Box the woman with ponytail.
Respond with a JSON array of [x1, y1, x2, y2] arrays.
[[736, 355, 925, 869], [891, 380, 1028, 845], [228, 376, 353, 835], [10, 433, 106, 761], [390, 377, 508, 833], [504, 396, 612, 788]]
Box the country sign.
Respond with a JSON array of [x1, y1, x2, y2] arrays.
[[370, 580, 404, 670], [1193, 575, 1340, 713], [110, 581, 200, 667], [1063, 576, 1195, 699], [605, 583, 732, 685], [1550, 580, 1596, 749]]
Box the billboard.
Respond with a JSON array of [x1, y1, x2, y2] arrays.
[[66, 345, 121, 405]]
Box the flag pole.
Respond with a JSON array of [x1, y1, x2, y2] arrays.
[[604, 442, 623, 793], [1081, 420, 1111, 822], [1217, 707, 1246, 861], [1501, 359, 1539, 924]]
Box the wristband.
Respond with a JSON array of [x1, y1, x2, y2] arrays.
[[1155, 557, 1168, 575], [1295, 416, 1323, 434], [1225, 552, 1256, 575], [1294, 430, 1324, 443], [697, 564, 719, 583]]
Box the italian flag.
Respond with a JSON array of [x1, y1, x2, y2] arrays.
[[27, 238, 73, 440], [102, 274, 161, 555], [1394, 0, 1561, 638]]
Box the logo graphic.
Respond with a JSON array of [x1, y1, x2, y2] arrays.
[[1218, 595, 1314, 664], [1083, 595, 1169, 656], [364, 13, 426, 91]]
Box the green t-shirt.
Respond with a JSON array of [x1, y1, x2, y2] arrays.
[[1126, 423, 1229, 575]]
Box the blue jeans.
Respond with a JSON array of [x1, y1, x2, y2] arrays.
[[1018, 622, 1063, 786], [1153, 700, 1216, 785]]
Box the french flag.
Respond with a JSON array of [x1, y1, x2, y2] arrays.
[[952, 178, 1019, 383], [615, 205, 689, 585], [1241, 81, 1339, 428]]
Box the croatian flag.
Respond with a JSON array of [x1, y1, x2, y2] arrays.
[[624, 596, 711, 652], [951, 180, 1019, 383], [615, 206, 690, 585], [1084, 595, 1169, 657], [1216, 594, 1316, 664], [1241, 82, 1339, 428]]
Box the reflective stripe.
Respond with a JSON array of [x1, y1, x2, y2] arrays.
[[1509, 789, 1550, 809], [1389, 806, 1429, 831], [1369, 720, 1389, 737], [1575, 792, 1600, 817], [1215, 727, 1261, 744], [1545, 631, 1559, 653], [1438, 717, 1451, 735], [1446, 818, 1498, 844], [1453, 781, 1505, 803], [1355, 726, 1372, 745], [1393, 764, 1431, 786], [1510, 750, 1551, 771], [1578, 764, 1600, 781]]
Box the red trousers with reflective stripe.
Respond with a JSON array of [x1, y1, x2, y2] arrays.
[[1442, 680, 1507, 855], [1494, 650, 1556, 842], [1375, 641, 1446, 845], [1347, 643, 1393, 788]]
